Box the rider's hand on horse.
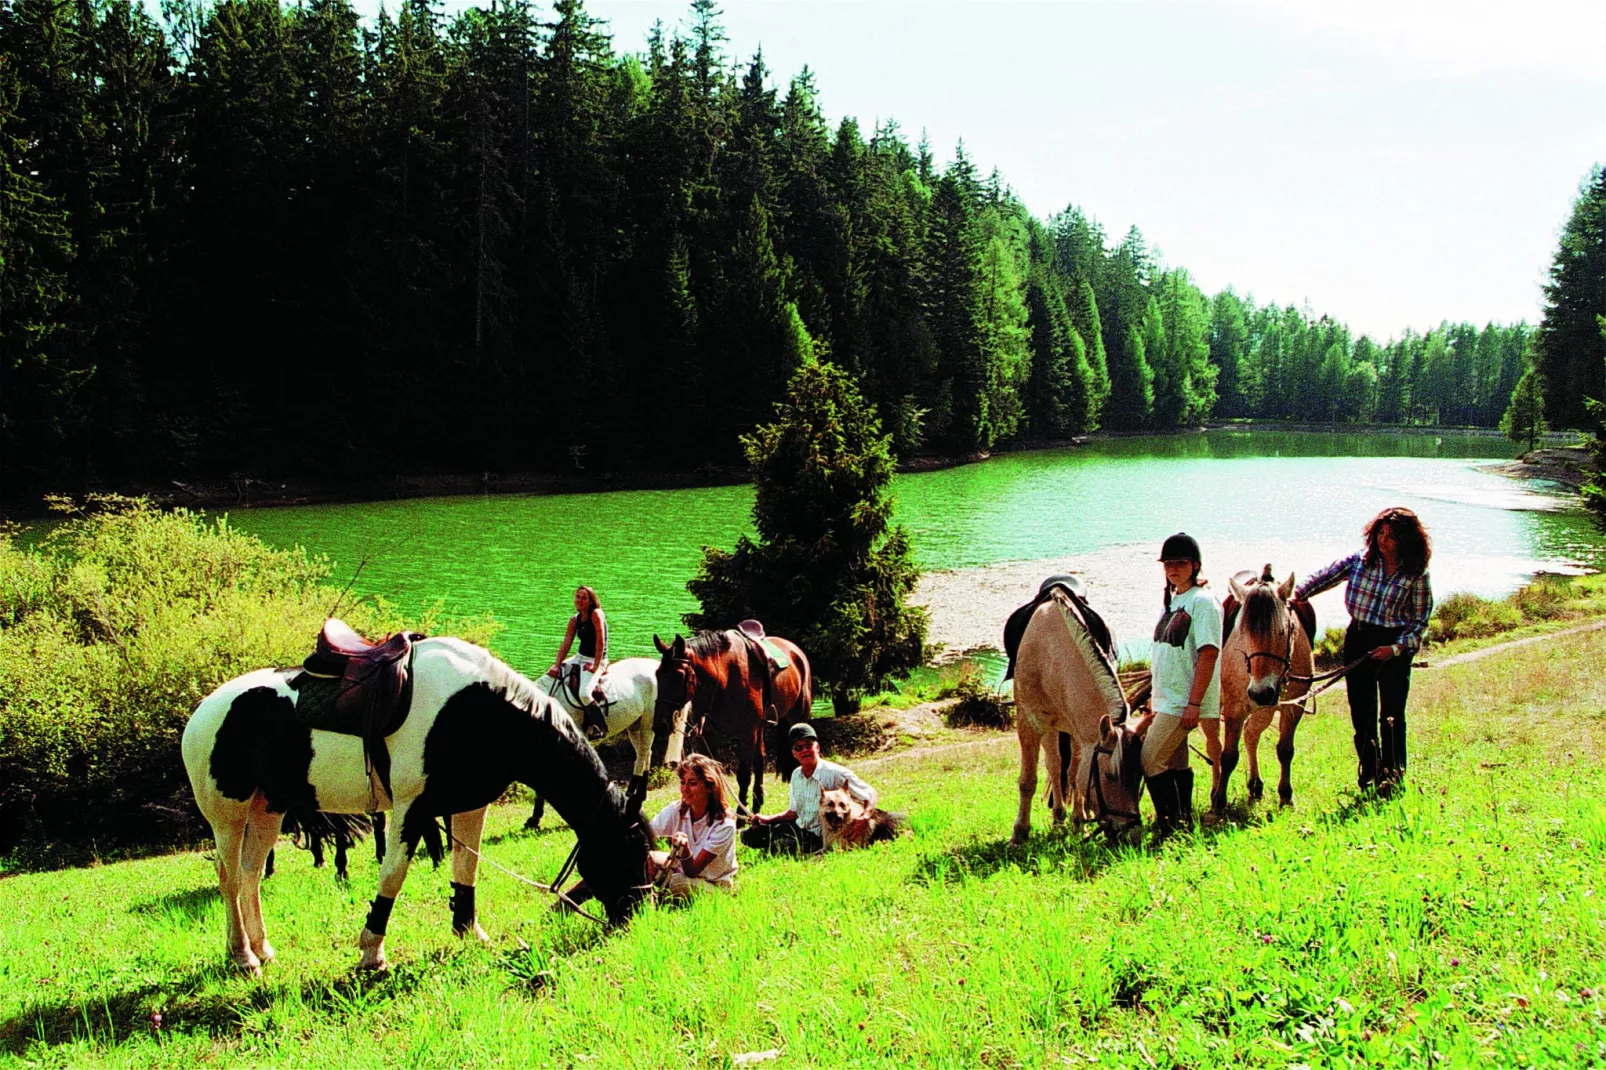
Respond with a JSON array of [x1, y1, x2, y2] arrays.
[[585, 661, 598, 673], [1369, 644, 1396, 662], [547, 664, 560, 678]]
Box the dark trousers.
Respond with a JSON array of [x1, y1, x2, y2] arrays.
[[1344, 621, 1412, 785], [740, 820, 823, 855]]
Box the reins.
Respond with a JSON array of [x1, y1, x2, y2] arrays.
[[1084, 739, 1144, 837], [435, 816, 609, 925]]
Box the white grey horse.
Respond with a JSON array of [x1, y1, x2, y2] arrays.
[[526, 656, 684, 828]]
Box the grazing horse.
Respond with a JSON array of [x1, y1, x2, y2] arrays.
[[650, 631, 813, 813], [1010, 585, 1150, 844], [182, 636, 651, 974], [1213, 567, 1314, 814], [525, 657, 679, 830]]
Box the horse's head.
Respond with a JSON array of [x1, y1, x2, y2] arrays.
[[1229, 565, 1298, 708], [577, 782, 653, 925], [1084, 713, 1149, 844], [651, 633, 695, 765]]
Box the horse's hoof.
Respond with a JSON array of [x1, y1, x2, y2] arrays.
[[523, 817, 541, 832], [232, 954, 262, 977], [1009, 829, 1029, 847], [357, 954, 389, 972], [254, 943, 276, 966], [1247, 779, 1264, 801], [456, 921, 489, 944]]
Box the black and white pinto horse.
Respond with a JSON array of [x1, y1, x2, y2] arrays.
[[182, 636, 652, 974]]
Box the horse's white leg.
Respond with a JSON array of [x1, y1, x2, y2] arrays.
[[239, 805, 284, 966], [209, 813, 258, 974], [1011, 719, 1042, 846], [1040, 734, 1067, 828], [448, 807, 490, 943], [627, 717, 652, 779], [357, 801, 415, 971], [1243, 707, 1275, 802]]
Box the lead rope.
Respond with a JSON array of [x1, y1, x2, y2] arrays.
[[435, 816, 610, 925]]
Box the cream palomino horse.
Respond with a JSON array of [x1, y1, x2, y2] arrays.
[[1211, 567, 1314, 813], [1011, 587, 1149, 844]]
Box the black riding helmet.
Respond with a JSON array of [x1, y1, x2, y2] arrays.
[[1159, 532, 1202, 563]]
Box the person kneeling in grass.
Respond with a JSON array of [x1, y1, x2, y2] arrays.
[[743, 723, 877, 855], [649, 755, 738, 898]]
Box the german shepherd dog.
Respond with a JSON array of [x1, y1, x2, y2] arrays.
[[819, 787, 908, 851]]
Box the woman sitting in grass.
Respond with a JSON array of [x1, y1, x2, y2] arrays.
[[648, 755, 738, 898]]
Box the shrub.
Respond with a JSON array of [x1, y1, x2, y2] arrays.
[[944, 662, 1012, 729], [0, 498, 494, 853], [1428, 592, 1522, 643]]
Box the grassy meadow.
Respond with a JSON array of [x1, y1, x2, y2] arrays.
[[2, 626, 1605, 1066]]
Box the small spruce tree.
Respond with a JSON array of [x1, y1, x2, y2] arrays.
[[685, 357, 928, 713], [1499, 361, 1547, 453]]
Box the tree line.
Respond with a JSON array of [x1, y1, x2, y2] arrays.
[[0, 0, 1549, 502]]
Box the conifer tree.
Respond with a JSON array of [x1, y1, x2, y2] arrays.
[[1535, 165, 1606, 428], [685, 357, 927, 713], [1500, 360, 1547, 452]]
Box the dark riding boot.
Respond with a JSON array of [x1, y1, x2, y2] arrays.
[[1175, 769, 1195, 829], [581, 702, 608, 742], [1146, 772, 1179, 839], [1354, 735, 1379, 791]]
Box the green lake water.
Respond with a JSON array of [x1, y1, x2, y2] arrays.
[[226, 431, 1600, 675]]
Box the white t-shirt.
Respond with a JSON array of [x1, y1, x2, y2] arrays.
[[649, 802, 737, 886], [788, 759, 879, 837], [1150, 585, 1223, 719]]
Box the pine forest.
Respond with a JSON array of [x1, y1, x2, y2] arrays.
[[0, 0, 1558, 500]]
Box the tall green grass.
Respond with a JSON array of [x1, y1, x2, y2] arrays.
[[1, 624, 1601, 1066]]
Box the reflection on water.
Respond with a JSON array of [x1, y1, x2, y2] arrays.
[[227, 431, 1601, 674]]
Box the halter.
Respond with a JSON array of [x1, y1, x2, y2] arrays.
[[1086, 737, 1145, 830], [1240, 597, 1295, 677]]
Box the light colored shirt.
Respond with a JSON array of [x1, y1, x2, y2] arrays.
[[788, 759, 878, 837], [649, 802, 737, 886], [1150, 585, 1223, 719], [1297, 552, 1433, 654]]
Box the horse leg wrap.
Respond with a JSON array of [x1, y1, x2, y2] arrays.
[[365, 895, 396, 937], [450, 882, 476, 935]]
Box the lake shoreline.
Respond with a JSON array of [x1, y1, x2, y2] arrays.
[[3, 423, 1564, 519]]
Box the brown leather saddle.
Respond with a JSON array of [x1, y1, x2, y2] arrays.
[[294, 619, 424, 800]]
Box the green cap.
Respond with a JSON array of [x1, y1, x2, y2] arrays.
[[787, 722, 818, 744]]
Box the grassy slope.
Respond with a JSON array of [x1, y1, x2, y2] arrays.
[[2, 631, 1604, 1068]]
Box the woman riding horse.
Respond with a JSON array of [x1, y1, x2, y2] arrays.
[[550, 585, 610, 741], [1295, 507, 1433, 797]]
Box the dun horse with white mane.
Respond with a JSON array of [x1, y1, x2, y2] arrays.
[[1006, 577, 1150, 844], [1212, 566, 1315, 813], [182, 627, 651, 974]]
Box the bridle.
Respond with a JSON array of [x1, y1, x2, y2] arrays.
[[1240, 593, 1294, 679], [653, 654, 697, 732], [1086, 735, 1144, 831]]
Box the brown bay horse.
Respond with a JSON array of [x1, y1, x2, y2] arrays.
[[1213, 566, 1316, 814], [651, 631, 813, 813]]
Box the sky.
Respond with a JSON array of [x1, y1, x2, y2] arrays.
[[351, 0, 1606, 341]]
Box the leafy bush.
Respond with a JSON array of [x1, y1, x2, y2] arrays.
[[0, 498, 495, 853], [944, 663, 1012, 729]]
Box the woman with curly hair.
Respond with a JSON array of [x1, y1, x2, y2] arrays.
[[1296, 507, 1433, 795]]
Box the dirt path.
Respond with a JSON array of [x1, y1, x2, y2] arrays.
[[1426, 618, 1606, 668]]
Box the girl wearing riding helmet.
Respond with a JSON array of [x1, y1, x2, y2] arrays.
[[1143, 532, 1222, 836], [1295, 507, 1432, 796]]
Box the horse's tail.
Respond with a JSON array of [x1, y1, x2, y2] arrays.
[[284, 810, 373, 861]]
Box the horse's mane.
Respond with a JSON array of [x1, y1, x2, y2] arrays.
[[1047, 590, 1126, 718], [1242, 583, 1281, 636], [684, 630, 736, 658]]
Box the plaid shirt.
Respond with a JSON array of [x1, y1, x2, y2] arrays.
[[1297, 552, 1434, 654]]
